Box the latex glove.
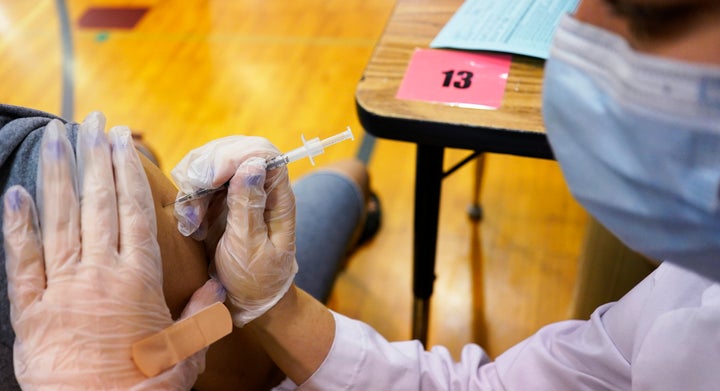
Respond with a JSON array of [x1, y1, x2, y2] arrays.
[[2, 115, 224, 390], [170, 136, 279, 239], [214, 157, 298, 326]]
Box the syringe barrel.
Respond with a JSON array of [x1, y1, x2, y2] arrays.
[[266, 127, 353, 169], [320, 127, 354, 148], [285, 137, 322, 165]]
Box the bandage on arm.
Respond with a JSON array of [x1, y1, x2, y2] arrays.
[[132, 302, 233, 377]]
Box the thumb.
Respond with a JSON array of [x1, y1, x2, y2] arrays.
[[168, 278, 227, 383], [179, 278, 227, 320], [131, 279, 228, 389], [222, 157, 268, 250]]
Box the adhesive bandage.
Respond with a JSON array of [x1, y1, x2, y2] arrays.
[[132, 302, 232, 377]]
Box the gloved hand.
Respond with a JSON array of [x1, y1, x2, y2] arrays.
[[171, 138, 297, 326], [214, 157, 298, 326], [2, 114, 224, 390], [170, 136, 279, 239]]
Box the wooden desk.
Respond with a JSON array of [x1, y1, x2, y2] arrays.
[[355, 0, 551, 344]]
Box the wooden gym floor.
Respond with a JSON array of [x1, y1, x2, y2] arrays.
[[0, 0, 588, 360]]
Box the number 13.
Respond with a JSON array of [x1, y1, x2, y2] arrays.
[[442, 70, 473, 89]]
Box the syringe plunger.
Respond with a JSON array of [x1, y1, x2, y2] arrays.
[[275, 126, 354, 167]]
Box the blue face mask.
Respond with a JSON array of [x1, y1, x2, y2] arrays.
[[543, 16, 720, 275]]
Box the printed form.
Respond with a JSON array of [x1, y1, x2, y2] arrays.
[[430, 0, 580, 59]]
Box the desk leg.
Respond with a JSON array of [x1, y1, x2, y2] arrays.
[[412, 144, 444, 344], [467, 153, 485, 221]]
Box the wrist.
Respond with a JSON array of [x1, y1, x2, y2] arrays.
[[246, 284, 335, 385], [248, 284, 300, 329], [228, 274, 297, 327]]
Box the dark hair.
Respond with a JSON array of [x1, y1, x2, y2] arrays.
[[604, 0, 705, 40]]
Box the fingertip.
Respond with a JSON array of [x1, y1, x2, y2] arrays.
[[3, 185, 39, 234], [2, 186, 36, 236], [196, 278, 227, 304], [232, 157, 267, 188], [109, 125, 143, 172], [45, 118, 65, 136], [85, 110, 106, 122], [180, 278, 228, 319], [79, 111, 108, 146], [109, 125, 134, 151], [81, 111, 106, 131], [41, 120, 69, 159], [174, 199, 208, 237], [207, 277, 227, 303], [4, 186, 27, 214]]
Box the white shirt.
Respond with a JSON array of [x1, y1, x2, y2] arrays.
[[277, 261, 720, 390]]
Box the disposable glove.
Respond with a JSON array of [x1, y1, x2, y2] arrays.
[[170, 136, 279, 239], [214, 157, 298, 326], [171, 136, 297, 326], [2, 114, 224, 390]]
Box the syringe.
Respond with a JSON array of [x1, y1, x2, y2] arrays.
[[168, 127, 354, 206]]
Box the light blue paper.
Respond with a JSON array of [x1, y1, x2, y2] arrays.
[[430, 0, 580, 59]]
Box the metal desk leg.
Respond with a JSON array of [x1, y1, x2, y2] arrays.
[[412, 144, 444, 344], [467, 153, 485, 221]]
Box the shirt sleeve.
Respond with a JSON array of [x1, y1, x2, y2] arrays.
[[296, 311, 503, 390], [276, 263, 720, 391], [293, 291, 647, 390], [289, 306, 635, 391]]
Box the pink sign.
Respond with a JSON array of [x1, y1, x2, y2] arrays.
[[396, 49, 512, 109]]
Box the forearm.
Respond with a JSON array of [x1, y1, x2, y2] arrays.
[[247, 284, 335, 385]]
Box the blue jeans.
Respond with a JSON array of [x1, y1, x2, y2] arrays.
[[293, 170, 363, 303]]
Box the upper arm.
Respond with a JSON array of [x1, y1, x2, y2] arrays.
[[140, 155, 209, 319]]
